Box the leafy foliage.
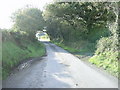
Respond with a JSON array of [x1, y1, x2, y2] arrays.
[[89, 53, 118, 77], [44, 2, 116, 42], [11, 7, 45, 41]]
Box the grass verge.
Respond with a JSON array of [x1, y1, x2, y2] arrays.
[[52, 41, 94, 54], [89, 52, 119, 78]]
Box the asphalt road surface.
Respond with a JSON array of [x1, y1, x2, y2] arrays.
[[3, 42, 118, 88]]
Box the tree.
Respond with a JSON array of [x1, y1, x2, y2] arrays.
[[11, 7, 45, 41], [43, 2, 115, 42]]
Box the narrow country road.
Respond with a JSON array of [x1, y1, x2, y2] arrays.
[[3, 42, 118, 88]]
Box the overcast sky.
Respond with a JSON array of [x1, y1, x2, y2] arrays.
[[0, 0, 53, 29]]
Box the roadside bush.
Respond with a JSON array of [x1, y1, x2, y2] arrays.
[[95, 37, 113, 54], [89, 36, 119, 77]]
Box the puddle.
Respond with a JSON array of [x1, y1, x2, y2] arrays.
[[17, 60, 32, 70], [16, 57, 46, 71]]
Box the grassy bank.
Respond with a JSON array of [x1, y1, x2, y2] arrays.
[[89, 52, 119, 77], [2, 31, 46, 79], [89, 37, 119, 78], [52, 40, 95, 55], [2, 41, 45, 79], [53, 42, 80, 53], [52, 41, 94, 63]]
